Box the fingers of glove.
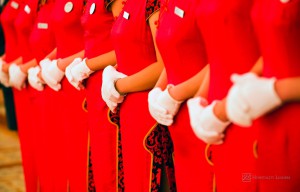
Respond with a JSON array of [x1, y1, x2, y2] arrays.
[[156, 117, 173, 126], [48, 82, 61, 91], [65, 67, 74, 83], [196, 128, 224, 145], [227, 94, 252, 127], [228, 85, 250, 112], [107, 101, 118, 113]]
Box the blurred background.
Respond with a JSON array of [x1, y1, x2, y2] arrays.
[[0, 89, 25, 192]]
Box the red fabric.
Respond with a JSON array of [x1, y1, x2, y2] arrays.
[[156, 0, 213, 191], [197, 0, 260, 191], [111, 0, 175, 191], [252, 0, 300, 191], [1, 0, 22, 62], [28, 1, 56, 191], [51, 0, 84, 58], [1, 1, 36, 191], [50, 0, 88, 191], [12, 1, 39, 192], [14, 0, 37, 62], [81, 1, 117, 191]]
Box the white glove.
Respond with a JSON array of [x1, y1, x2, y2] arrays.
[[156, 84, 183, 116], [41, 59, 64, 91], [226, 73, 282, 127], [187, 97, 229, 145], [101, 65, 127, 113], [0, 60, 10, 87], [66, 58, 93, 90], [40, 58, 51, 83], [8, 64, 27, 90], [148, 87, 173, 126], [28, 66, 44, 91], [39, 58, 52, 69]]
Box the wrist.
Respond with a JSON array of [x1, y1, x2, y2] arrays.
[[214, 100, 229, 122], [114, 78, 127, 96], [56, 58, 65, 72], [167, 85, 183, 103]]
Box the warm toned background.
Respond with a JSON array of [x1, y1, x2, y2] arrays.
[[0, 89, 25, 192]]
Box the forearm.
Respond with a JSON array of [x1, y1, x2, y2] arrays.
[[44, 48, 57, 60], [115, 61, 164, 94], [9, 57, 22, 65], [57, 50, 85, 71], [155, 68, 168, 89], [275, 77, 300, 102], [86, 51, 117, 71], [20, 59, 38, 74], [250, 56, 263, 76], [169, 64, 209, 101]]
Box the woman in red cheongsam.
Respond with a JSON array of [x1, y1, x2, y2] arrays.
[[1, 1, 38, 191], [230, 0, 300, 191], [149, 0, 214, 191], [102, 0, 176, 191], [42, 0, 89, 191], [192, 0, 260, 191], [65, 0, 121, 191], [27, 0, 56, 191]]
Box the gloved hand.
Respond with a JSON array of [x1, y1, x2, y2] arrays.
[[148, 87, 173, 126], [66, 58, 93, 90], [101, 65, 127, 113], [40, 58, 51, 83], [28, 66, 44, 91], [187, 97, 229, 144], [0, 59, 10, 87], [156, 84, 183, 116], [8, 63, 27, 90], [41, 59, 64, 91], [226, 72, 282, 127]]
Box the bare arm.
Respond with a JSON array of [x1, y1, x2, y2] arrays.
[[114, 11, 164, 94], [2, 57, 23, 73], [44, 48, 57, 60], [20, 59, 38, 74], [168, 64, 209, 101], [275, 77, 300, 102], [155, 68, 168, 89], [85, 51, 117, 71], [57, 50, 85, 71]]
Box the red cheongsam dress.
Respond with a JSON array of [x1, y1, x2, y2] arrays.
[[14, 0, 39, 191], [252, 0, 300, 191], [197, 0, 260, 191], [50, 0, 88, 191], [111, 0, 176, 191], [156, 0, 214, 191], [29, 0, 56, 191], [81, 0, 121, 191], [1, 1, 35, 191]]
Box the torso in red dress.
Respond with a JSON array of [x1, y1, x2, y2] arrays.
[[14, 0, 38, 62], [156, 0, 213, 191], [252, 0, 300, 191], [29, 0, 56, 62], [197, 0, 260, 191], [111, 0, 174, 191], [1, 0, 22, 62], [51, 0, 84, 58], [81, 1, 118, 191]]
